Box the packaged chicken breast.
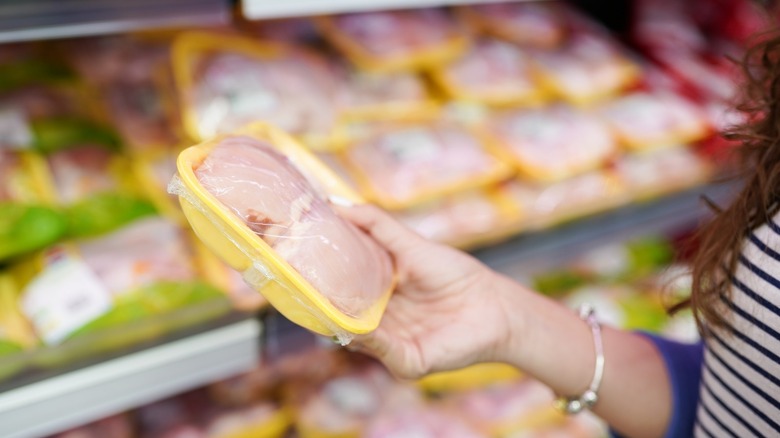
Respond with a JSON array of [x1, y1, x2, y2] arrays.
[[613, 147, 712, 200], [206, 403, 291, 438], [341, 120, 512, 210], [364, 404, 484, 438], [0, 273, 36, 381], [448, 379, 562, 437], [456, 1, 567, 49], [483, 105, 617, 182], [0, 150, 68, 263], [169, 122, 395, 342], [498, 171, 625, 232], [418, 363, 523, 394], [40, 145, 157, 237], [316, 9, 468, 73], [394, 188, 509, 249], [598, 92, 712, 151], [20, 217, 229, 367], [339, 68, 440, 123], [0, 84, 120, 153], [430, 38, 547, 107], [172, 32, 343, 150], [531, 32, 641, 106]]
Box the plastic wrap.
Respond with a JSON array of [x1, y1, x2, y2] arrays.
[[364, 404, 484, 438], [0, 151, 68, 262], [498, 171, 625, 231], [340, 69, 439, 122], [612, 147, 712, 199], [0, 85, 120, 152], [0, 273, 36, 381], [430, 38, 546, 107], [448, 379, 561, 436], [206, 403, 291, 438], [341, 121, 512, 210], [598, 92, 711, 151], [456, 2, 566, 48], [394, 189, 507, 248], [417, 363, 522, 394], [532, 32, 641, 106], [42, 145, 156, 237], [172, 32, 343, 149], [295, 363, 402, 438], [24, 217, 229, 367], [484, 105, 617, 182], [169, 123, 395, 342], [316, 9, 467, 73]]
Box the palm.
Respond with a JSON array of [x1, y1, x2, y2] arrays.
[[358, 243, 511, 379]]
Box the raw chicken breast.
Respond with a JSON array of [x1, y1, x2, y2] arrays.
[[533, 32, 637, 103], [343, 70, 428, 110], [78, 217, 196, 296], [0, 151, 37, 202], [191, 50, 340, 141], [439, 38, 539, 101], [463, 2, 566, 48], [344, 123, 506, 208], [47, 146, 118, 203], [500, 171, 621, 228], [450, 379, 555, 434], [599, 92, 710, 150], [194, 136, 393, 317], [331, 9, 459, 57], [395, 190, 501, 245], [365, 406, 485, 438], [489, 105, 616, 181], [613, 148, 710, 195]]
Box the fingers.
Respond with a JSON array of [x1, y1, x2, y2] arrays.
[[330, 201, 425, 256]]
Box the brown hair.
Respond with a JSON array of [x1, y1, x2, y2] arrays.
[[685, 30, 780, 333]]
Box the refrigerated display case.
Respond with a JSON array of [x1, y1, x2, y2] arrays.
[[0, 0, 752, 436]]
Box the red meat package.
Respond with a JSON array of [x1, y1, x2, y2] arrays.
[[431, 38, 546, 107], [342, 121, 512, 209], [598, 92, 711, 151], [317, 8, 466, 72], [485, 105, 617, 182], [457, 1, 567, 48]]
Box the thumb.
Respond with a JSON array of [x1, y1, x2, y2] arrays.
[[329, 199, 425, 256]]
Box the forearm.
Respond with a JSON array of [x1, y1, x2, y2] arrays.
[[492, 273, 672, 438]]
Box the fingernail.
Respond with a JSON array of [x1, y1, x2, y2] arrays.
[[328, 195, 354, 207]]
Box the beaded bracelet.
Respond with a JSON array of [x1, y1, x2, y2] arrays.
[[554, 303, 605, 415]]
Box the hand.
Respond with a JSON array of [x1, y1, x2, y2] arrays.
[[333, 202, 514, 379]]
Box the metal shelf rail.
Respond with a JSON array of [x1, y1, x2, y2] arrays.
[[0, 318, 261, 438]]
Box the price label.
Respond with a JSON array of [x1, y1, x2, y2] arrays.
[[21, 256, 113, 345], [0, 107, 33, 149]]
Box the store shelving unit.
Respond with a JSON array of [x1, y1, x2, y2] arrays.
[[0, 317, 261, 438], [242, 0, 540, 20], [0, 0, 229, 43], [474, 180, 738, 280]]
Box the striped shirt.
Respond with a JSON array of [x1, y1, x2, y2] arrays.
[[693, 218, 780, 437]]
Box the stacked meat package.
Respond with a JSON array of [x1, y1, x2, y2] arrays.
[[53, 233, 694, 438], [0, 0, 751, 435]]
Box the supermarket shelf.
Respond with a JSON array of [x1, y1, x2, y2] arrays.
[[0, 0, 229, 43], [473, 180, 740, 281], [0, 317, 262, 438], [242, 0, 541, 19]]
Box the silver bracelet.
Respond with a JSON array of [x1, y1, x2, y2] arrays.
[[554, 303, 605, 415]]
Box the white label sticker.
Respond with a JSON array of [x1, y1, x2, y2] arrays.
[[0, 107, 33, 149], [21, 255, 113, 345]]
